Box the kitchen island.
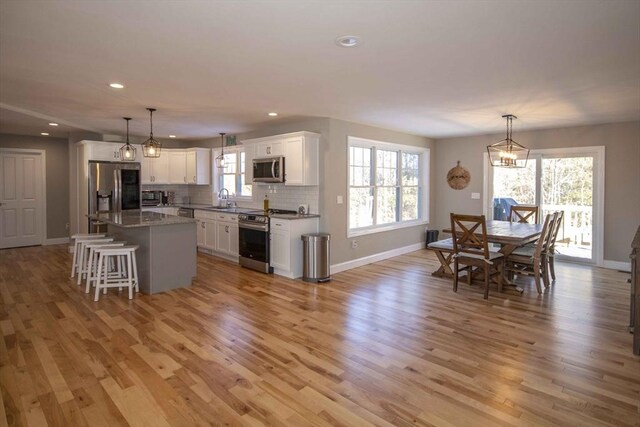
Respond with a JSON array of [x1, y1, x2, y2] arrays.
[[88, 210, 197, 294]]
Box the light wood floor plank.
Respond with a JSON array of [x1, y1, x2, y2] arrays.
[[1, 244, 638, 426]]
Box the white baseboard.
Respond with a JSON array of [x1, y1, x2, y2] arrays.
[[331, 242, 425, 274], [44, 237, 70, 246], [603, 259, 631, 272]]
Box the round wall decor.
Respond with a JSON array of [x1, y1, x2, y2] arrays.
[[447, 161, 471, 190]]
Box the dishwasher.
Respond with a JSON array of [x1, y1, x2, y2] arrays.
[[177, 207, 194, 218]]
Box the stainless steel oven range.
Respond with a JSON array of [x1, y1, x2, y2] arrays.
[[238, 212, 273, 273]]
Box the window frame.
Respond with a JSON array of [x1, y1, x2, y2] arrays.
[[212, 146, 252, 201], [347, 136, 429, 238]]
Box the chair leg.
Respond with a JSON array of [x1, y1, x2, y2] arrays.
[[533, 260, 542, 294], [453, 258, 459, 292], [94, 253, 104, 302], [467, 266, 472, 286], [483, 266, 489, 299], [127, 254, 133, 300], [541, 255, 551, 288], [497, 260, 504, 293], [549, 255, 556, 281]]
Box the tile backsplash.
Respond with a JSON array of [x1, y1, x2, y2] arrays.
[[143, 183, 319, 213]]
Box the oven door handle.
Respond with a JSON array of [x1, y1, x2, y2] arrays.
[[239, 222, 269, 232]]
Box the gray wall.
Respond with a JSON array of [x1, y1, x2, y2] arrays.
[[0, 133, 69, 239], [220, 117, 435, 265], [433, 120, 640, 263]]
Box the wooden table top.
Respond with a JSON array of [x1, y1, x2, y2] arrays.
[[443, 220, 544, 246]]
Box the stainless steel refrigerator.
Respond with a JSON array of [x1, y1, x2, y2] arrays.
[[88, 161, 141, 233]]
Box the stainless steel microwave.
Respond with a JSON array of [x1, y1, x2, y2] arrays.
[[253, 156, 285, 183]]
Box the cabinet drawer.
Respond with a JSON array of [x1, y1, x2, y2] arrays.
[[215, 213, 238, 222], [194, 210, 217, 220], [270, 219, 290, 230]]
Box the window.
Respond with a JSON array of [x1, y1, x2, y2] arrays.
[[215, 149, 252, 198], [348, 137, 428, 236]]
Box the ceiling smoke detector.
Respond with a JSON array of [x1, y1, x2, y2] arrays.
[[335, 35, 359, 48]]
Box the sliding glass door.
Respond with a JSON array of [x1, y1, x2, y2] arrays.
[[486, 147, 604, 264]]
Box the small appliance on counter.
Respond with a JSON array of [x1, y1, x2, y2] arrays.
[[141, 190, 163, 206], [297, 204, 309, 215]]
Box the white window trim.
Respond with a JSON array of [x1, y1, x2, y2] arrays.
[[347, 136, 430, 238], [212, 146, 253, 202]]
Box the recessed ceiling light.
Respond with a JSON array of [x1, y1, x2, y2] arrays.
[[48, 122, 59, 126], [268, 112, 278, 117], [336, 35, 359, 47], [169, 135, 176, 138], [109, 82, 124, 89], [40, 132, 49, 136]]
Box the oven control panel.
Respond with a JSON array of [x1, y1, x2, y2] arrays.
[[238, 214, 268, 223]]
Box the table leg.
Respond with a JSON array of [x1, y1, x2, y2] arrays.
[[431, 250, 454, 278], [499, 244, 524, 294]]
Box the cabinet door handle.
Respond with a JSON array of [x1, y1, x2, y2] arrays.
[[193, 176, 196, 182], [202, 222, 205, 228], [184, 177, 187, 183]]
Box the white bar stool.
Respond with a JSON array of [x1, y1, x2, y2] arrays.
[[76, 237, 115, 285], [94, 245, 139, 302], [70, 234, 106, 278], [84, 241, 127, 294]]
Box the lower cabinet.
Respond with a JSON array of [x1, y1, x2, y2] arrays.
[[195, 211, 238, 257], [269, 217, 319, 279]]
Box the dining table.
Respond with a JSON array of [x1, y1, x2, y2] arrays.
[[435, 220, 544, 294]]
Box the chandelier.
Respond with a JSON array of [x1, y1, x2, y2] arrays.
[[142, 108, 162, 158], [119, 117, 136, 161], [486, 114, 529, 168]]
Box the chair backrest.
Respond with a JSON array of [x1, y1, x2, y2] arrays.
[[509, 205, 539, 224], [548, 210, 564, 252], [534, 213, 556, 259], [450, 213, 489, 259]]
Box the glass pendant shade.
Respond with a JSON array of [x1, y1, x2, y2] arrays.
[[119, 117, 136, 161], [142, 108, 162, 158], [487, 114, 529, 168], [215, 132, 226, 169]]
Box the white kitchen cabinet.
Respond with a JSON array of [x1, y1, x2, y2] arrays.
[[196, 218, 206, 247], [141, 151, 170, 184], [169, 151, 187, 184], [244, 144, 254, 183], [79, 141, 127, 162], [269, 217, 319, 278], [215, 213, 239, 256], [255, 140, 283, 158], [186, 148, 211, 185], [241, 132, 319, 186]]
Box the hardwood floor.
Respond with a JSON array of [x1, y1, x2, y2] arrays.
[[1, 244, 638, 426]]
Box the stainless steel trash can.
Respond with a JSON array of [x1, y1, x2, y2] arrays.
[[301, 233, 331, 283]]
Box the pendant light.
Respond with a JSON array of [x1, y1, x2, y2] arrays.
[[119, 117, 136, 161], [215, 132, 226, 169], [486, 114, 530, 168], [142, 108, 162, 158]]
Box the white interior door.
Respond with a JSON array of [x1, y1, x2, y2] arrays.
[[0, 150, 44, 249]]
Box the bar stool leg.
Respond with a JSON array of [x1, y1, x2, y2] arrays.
[[132, 251, 139, 293], [71, 240, 79, 278], [95, 253, 105, 302]]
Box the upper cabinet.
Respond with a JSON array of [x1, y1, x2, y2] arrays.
[[186, 148, 211, 185], [140, 148, 170, 184], [241, 131, 319, 186], [168, 151, 187, 184], [255, 140, 283, 157], [78, 141, 126, 162]]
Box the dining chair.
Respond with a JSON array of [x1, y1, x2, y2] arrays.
[[505, 212, 557, 294], [545, 210, 564, 281], [450, 214, 504, 299], [509, 205, 539, 224]]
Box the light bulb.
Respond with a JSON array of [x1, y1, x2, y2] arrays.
[[125, 150, 131, 158], [148, 147, 155, 155]]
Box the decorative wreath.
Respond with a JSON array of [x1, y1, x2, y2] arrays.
[[447, 161, 471, 190]]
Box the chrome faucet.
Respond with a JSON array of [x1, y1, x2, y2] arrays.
[[218, 188, 231, 207]]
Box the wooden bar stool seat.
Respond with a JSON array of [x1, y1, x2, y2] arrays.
[[93, 245, 139, 302]]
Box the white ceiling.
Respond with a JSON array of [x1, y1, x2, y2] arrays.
[[1, 0, 639, 140]]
